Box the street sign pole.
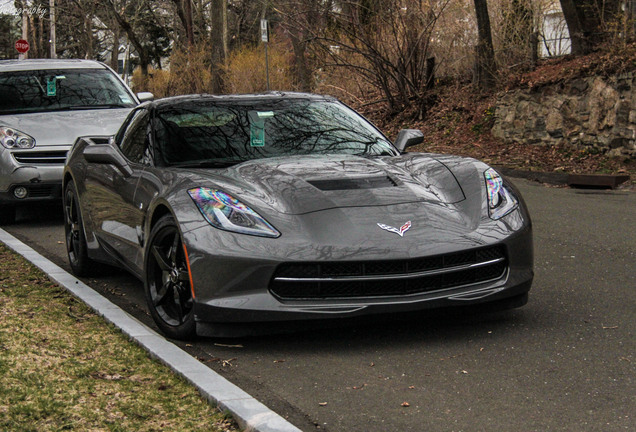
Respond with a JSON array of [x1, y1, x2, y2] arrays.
[[20, 11, 28, 60], [49, 0, 57, 59], [261, 19, 270, 91]]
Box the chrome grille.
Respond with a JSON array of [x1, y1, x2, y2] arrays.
[[13, 151, 68, 165], [270, 246, 508, 300]]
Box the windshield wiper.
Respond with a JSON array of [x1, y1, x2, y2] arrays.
[[67, 104, 131, 110], [171, 160, 242, 169], [38, 104, 131, 112]]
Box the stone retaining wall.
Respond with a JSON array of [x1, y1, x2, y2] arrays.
[[492, 73, 636, 157]]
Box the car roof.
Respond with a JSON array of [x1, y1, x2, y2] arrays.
[[0, 59, 107, 72], [149, 92, 337, 109]]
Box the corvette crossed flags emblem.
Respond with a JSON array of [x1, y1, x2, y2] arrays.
[[377, 221, 412, 237]]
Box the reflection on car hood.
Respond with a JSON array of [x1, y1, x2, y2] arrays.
[[0, 108, 132, 147], [195, 153, 466, 215]]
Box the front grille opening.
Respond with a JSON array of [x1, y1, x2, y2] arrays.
[[13, 151, 68, 165], [270, 246, 507, 300]]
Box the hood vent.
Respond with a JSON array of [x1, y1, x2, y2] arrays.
[[308, 176, 397, 191]]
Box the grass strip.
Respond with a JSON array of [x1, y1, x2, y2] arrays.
[[0, 243, 239, 432]]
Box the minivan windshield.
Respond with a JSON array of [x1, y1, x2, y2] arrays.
[[155, 99, 397, 166], [0, 68, 136, 115]]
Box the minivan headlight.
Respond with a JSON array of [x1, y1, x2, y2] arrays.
[[0, 127, 36, 149]]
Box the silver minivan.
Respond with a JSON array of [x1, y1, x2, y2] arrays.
[[0, 59, 152, 224]]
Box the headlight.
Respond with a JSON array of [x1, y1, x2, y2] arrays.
[[0, 127, 36, 149], [484, 168, 518, 220], [188, 187, 280, 238]]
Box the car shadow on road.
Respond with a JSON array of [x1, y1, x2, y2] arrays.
[[198, 302, 534, 356], [12, 202, 65, 226]]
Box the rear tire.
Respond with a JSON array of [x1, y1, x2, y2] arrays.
[[144, 214, 196, 340]]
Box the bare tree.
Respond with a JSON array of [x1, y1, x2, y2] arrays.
[[287, 0, 451, 115], [274, 0, 329, 92], [498, 0, 536, 68], [170, 0, 195, 46], [473, 0, 496, 89]]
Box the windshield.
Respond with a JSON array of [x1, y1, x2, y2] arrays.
[[0, 68, 136, 115], [155, 99, 397, 166]]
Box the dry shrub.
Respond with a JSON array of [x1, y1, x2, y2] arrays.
[[314, 56, 380, 106], [223, 37, 299, 94], [428, 0, 476, 81], [132, 44, 213, 97]]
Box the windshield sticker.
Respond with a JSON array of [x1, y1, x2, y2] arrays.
[[119, 95, 132, 104], [248, 111, 267, 147], [46, 77, 56, 96], [250, 122, 265, 147]]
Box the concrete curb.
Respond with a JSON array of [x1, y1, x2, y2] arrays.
[[0, 228, 301, 432]]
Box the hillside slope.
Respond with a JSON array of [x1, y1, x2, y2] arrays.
[[352, 43, 636, 182]]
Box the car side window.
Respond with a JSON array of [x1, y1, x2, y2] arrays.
[[120, 109, 151, 165]]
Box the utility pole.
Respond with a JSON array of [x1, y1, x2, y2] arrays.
[[20, 10, 28, 60], [49, 0, 57, 58]]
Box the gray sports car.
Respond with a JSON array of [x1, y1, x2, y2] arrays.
[[63, 93, 533, 339]]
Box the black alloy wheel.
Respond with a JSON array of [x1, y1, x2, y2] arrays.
[[64, 182, 96, 276], [145, 215, 195, 339]]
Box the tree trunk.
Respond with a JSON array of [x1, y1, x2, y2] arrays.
[[425, 57, 435, 90], [106, 3, 151, 77], [210, 0, 227, 93], [289, 30, 312, 92], [473, 0, 496, 89], [85, 14, 93, 59], [183, 0, 195, 46], [110, 27, 120, 71], [559, 0, 588, 54], [560, 0, 623, 54]]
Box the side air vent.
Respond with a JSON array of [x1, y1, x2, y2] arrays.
[[308, 176, 397, 191], [88, 137, 112, 145]]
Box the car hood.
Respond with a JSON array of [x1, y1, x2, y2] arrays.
[[190, 153, 467, 215], [0, 108, 131, 147]]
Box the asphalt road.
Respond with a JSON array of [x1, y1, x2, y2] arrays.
[[3, 178, 635, 432]]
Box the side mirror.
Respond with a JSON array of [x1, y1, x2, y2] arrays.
[[394, 129, 424, 152], [83, 144, 133, 177], [136, 92, 154, 103]]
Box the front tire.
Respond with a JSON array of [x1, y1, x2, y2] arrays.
[[144, 215, 196, 339], [64, 182, 100, 276]]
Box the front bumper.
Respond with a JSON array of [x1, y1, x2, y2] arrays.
[[182, 208, 533, 332], [0, 146, 68, 204]]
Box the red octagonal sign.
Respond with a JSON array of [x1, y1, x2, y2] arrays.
[[15, 39, 30, 54]]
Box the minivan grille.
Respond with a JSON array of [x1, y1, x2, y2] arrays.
[[13, 151, 68, 165]]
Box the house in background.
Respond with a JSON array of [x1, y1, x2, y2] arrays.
[[540, 3, 571, 57]]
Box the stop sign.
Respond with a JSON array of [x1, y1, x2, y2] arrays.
[[15, 39, 30, 54]]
